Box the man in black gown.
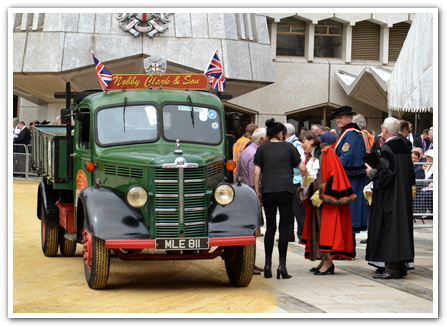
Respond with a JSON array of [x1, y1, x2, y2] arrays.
[[365, 117, 416, 279]]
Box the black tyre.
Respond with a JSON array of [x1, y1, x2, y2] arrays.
[[59, 229, 77, 257], [82, 222, 110, 290], [40, 204, 59, 257], [224, 244, 255, 287]]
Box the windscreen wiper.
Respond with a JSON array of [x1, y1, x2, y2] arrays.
[[187, 95, 195, 128], [123, 97, 127, 132]]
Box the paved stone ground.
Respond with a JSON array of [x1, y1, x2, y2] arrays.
[[253, 220, 436, 317]]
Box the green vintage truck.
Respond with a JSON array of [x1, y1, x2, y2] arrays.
[[32, 76, 262, 289]]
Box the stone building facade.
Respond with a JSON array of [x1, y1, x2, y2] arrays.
[[12, 11, 432, 137]]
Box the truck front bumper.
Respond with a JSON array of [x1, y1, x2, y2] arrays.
[[105, 235, 256, 249]]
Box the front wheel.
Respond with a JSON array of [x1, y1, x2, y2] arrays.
[[224, 244, 255, 287], [82, 223, 110, 290]]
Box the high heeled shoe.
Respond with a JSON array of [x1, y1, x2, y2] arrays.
[[264, 266, 272, 278], [264, 256, 272, 278], [277, 257, 292, 279], [314, 264, 335, 275], [309, 267, 319, 273]]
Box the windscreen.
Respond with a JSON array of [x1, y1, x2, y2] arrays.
[[163, 104, 222, 145], [96, 105, 158, 146]]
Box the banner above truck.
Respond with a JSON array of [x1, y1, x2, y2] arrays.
[[107, 74, 209, 90]]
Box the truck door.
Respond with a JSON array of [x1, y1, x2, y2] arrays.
[[74, 107, 93, 199]]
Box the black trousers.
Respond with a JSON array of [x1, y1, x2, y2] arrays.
[[289, 184, 306, 242], [262, 192, 294, 259]]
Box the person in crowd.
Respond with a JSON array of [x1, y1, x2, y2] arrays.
[[414, 149, 434, 219], [13, 120, 32, 177], [319, 126, 336, 145], [300, 127, 308, 134], [13, 121, 31, 152], [365, 117, 415, 279], [298, 131, 356, 275], [238, 127, 267, 188], [422, 149, 434, 179], [353, 114, 375, 154], [13, 117, 21, 153], [310, 124, 321, 136], [284, 123, 306, 243], [330, 106, 367, 258], [407, 122, 418, 146], [13, 117, 20, 139], [254, 118, 307, 279], [233, 123, 257, 178], [330, 129, 338, 138], [237, 127, 267, 275], [311, 124, 336, 145], [398, 120, 413, 151], [427, 128, 433, 150], [413, 129, 431, 153], [411, 149, 425, 179]]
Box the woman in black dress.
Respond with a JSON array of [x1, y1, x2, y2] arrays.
[[254, 118, 307, 279]]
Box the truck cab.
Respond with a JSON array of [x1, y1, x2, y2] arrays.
[[33, 77, 263, 289]]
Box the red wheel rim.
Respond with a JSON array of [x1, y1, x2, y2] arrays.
[[82, 229, 93, 271]]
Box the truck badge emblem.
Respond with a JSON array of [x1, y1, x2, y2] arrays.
[[117, 13, 172, 37], [144, 56, 167, 74]]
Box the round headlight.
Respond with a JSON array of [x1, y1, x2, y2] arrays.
[[214, 184, 235, 206], [126, 186, 148, 208]]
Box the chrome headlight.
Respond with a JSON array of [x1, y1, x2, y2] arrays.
[[214, 184, 235, 206], [126, 186, 148, 208]]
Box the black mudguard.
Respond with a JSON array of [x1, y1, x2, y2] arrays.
[[37, 181, 60, 226], [208, 183, 263, 237], [78, 186, 149, 240]]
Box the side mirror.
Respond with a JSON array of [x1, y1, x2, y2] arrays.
[[60, 108, 72, 124]]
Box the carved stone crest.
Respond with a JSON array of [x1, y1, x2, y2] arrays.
[[117, 13, 172, 37], [144, 56, 167, 74]]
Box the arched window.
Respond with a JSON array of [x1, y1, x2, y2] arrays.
[[276, 17, 306, 57], [314, 19, 343, 58]]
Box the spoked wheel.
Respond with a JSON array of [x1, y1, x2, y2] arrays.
[[82, 223, 110, 290], [59, 228, 77, 257], [224, 244, 255, 287], [40, 204, 59, 257]]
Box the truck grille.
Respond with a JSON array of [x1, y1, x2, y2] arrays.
[[154, 167, 207, 237]]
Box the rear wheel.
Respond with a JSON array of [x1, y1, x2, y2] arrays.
[[224, 244, 255, 287], [59, 229, 77, 257], [82, 222, 110, 289], [40, 204, 59, 257]]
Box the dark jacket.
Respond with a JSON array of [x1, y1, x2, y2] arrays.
[[14, 127, 31, 146], [413, 136, 432, 152]]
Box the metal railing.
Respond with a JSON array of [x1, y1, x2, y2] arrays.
[[12, 144, 38, 179], [413, 161, 434, 227]]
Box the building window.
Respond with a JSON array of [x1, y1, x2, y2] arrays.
[[352, 21, 380, 60], [276, 17, 306, 56], [314, 19, 343, 58], [389, 22, 411, 61]]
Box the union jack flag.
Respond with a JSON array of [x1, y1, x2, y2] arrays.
[[204, 49, 226, 92], [91, 51, 112, 91]]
